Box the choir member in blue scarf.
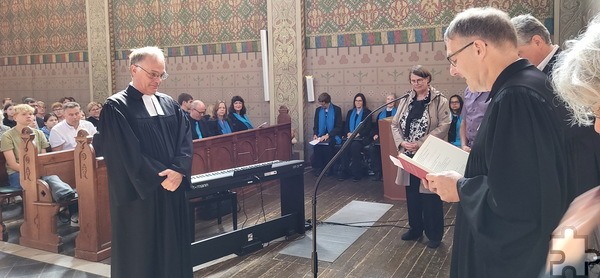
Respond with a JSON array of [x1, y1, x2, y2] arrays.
[[369, 93, 398, 181], [312, 92, 342, 176], [227, 95, 253, 132], [448, 94, 463, 147], [338, 93, 373, 181], [209, 100, 232, 135]]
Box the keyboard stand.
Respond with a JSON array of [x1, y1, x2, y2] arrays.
[[189, 162, 305, 266], [189, 191, 238, 240]]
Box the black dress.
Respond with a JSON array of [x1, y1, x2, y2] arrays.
[[99, 85, 193, 278], [451, 60, 568, 278]]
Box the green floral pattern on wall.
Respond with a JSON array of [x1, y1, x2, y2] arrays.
[[0, 0, 555, 63], [0, 0, 88, 64], [305, 0, 554, 47], [112, 0, 267, 57]]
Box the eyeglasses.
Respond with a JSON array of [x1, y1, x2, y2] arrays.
[[134, 64, 169, 80], [193, 108, 205, 115], [446, 41, 475, 67], [410, 78, 426, 84]]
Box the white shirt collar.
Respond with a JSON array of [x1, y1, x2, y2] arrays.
[[537, 45, 559, 71], [142, 94, 165, 116]]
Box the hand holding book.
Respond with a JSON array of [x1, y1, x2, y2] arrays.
[[391, 136, 468, 202], [423, 171, 462, 202]]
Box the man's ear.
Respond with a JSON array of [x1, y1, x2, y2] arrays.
[[474, 40, 486, 55], [531, 35, 544, 47]]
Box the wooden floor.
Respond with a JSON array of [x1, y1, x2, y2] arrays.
[[192, 169, 456, 278]]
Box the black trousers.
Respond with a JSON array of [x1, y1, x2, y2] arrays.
[[370, 142, 381, 174], [340, 140, 366, 178], [312, 138, 337, 170], [405, 173, 444, 241]]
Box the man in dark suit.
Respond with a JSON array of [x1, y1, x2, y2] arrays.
[[188, 100, 212, 139], [513, 14, 600, 201], [511, 14, 560, 75]]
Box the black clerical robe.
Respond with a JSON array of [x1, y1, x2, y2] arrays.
[[452, 60, 568, 278], [99, 85, 193, 278]]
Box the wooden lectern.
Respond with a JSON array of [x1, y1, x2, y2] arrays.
[[378, 118, 406, 201]]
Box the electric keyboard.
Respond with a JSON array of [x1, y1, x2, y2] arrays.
[[188, 160, 304, 198]]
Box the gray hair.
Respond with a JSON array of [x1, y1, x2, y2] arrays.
[[444, 7, 517, 48], [129, 46, 165, 67], [62, 101, 80, 110], [511, 14, 552, 46], [553, 14, 600, 126]]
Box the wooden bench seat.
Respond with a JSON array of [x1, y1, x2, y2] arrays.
[[19, 127, 77, 253]]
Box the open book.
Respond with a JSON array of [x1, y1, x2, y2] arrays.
[[393, 136, 469, 179]]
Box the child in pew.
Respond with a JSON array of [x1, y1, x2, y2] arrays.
[[0, 105, 78, 220]]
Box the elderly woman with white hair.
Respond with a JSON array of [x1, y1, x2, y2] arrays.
[[548, 13, 600, 277]]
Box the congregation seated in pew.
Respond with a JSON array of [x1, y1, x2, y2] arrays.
[[49, 102, 97, 151], [0, 104, 76, 202]]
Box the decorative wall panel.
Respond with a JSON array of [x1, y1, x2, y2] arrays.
[[0, 0, 88, 63], [305, 0, 554, 48], [112, 0, 267, 57], [0, 63, 90, 105]]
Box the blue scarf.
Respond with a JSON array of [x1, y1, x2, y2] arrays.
[[317, 103, 341, 144], [349, 108, 363, 133], [233, 113, 253, 129], [195, 121, 203, 139], [219, 118, 232, 134], [378, 107, 397, 120]]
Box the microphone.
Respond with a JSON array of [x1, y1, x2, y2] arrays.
[[311, 94, 407, 277]]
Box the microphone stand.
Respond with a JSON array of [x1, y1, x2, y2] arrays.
[[311, 95, 407, 277]]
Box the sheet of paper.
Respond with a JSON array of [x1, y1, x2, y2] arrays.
[[389, 155, 404, 169], [309, 138, 320, 146], [257, 122, 268, 128], [412, 136, 468, 175]]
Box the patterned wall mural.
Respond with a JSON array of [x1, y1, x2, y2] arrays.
[[0, 0, 88, 65], [0, 0, 554, 64], [305, 0, 554, 48], [112, 0, 267, 58]]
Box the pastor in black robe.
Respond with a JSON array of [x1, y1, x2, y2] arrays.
[[451, 59, 568, 278], [99, 85, 193, 278]]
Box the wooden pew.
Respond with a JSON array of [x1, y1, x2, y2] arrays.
[[19, 127, 76, 253], [0, 152, 23, 241], [191, 123, 292, 174], [73, 130, 111, 261]]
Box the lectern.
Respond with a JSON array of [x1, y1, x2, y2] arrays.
[[378, 118, 406, 201]]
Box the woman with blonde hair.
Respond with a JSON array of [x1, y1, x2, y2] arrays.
[[86, 101, 102, 127]]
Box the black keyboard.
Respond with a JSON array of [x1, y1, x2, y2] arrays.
[[188, 160, 304, 198]]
